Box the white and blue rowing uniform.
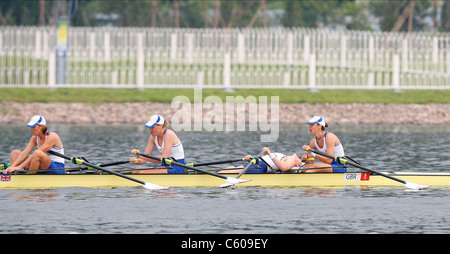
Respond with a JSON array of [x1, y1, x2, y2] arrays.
[[36, 131, 65, 174], [243, 153, 287, 173], [154, 129, 185, 174], [315, 132, 346, 173]]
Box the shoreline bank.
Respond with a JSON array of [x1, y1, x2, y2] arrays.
[[0, 102, 448, 126]]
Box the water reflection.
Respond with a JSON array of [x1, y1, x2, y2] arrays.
[[11, 192, 60, 202]]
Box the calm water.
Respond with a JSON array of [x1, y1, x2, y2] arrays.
[[0, 125, 449, 234]]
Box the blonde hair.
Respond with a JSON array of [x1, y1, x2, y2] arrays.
[[161, 119, 169, 128]]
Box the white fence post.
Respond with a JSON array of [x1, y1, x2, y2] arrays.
[[171, 33, 177, 60], [283, 71, 290, 87], [197, 71, 204, 88], [237, 33, 245, 64], [104, 32, 110, 62], [392, 54, 400, 92], [90, 32, 95, 59], [432, 37, 438, 65], [137, 33, 144, 90], [35, 31, 41, 59], [287, 32, 293, 65], [402, 39, 408, 71], [48, 51, 56, 88], [303, 35, 310, 63], [340, 34, 347, 68], [186, 33, 194, 64], [223, 53, 232, 91], [447, 49, 450, 74], [308, 53, 317, 91], [368, 35, 374, 66]]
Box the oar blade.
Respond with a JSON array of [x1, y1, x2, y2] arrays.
[[143, 182, 171, 190], [405, 181, 430, 190], [218, 177, 251, 188]]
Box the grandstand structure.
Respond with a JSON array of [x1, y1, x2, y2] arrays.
[[0, 26, 449, 89]]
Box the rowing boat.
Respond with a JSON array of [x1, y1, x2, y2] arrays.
[[1, 171, 450, 189]]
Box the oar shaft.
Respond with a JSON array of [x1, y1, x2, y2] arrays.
[[48, 150, 146, 186], [235, 151, 266, 179], [191, 158, 244, 167], [135, 152, 228, 180], [308, 148, 407, 185], [236, 159, 257, 179], [81, 160, 130, 169]]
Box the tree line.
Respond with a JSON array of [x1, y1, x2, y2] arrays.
[[0, 0, 448, 32]]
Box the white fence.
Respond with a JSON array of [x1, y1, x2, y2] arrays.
[[0, 26, 449, 89]]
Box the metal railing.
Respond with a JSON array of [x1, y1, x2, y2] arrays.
[[0, 26, 449, 89]]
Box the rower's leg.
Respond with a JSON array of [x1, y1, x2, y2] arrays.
[[28, 150, 52, 171], [10, 149, 22, 164]]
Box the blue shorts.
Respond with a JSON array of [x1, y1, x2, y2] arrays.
[[235, 160, 268, 174], [37, 161, 65, 174], [331, 160, 347, 173], [161, 159, 186, 174]]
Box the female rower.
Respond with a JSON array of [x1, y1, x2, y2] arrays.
[[2, 115, 65, 174], [130, 115, 185, 174], [220, 147, 303, 174], [301, 116, 346, 173]]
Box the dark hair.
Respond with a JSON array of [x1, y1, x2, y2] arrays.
[[321, 123, 328, 131], [41, 126, 48, 135]]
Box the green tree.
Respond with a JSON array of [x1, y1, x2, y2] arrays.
[[441, 0, 449, 31]]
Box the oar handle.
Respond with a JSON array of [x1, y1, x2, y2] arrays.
[[1, 162, 11, 170], [48, 150, 147, 186]]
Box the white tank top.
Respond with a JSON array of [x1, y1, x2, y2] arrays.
[[314, 132, 345, 157], [154, 130, 185, 160], [259, 153, 286, 172], [36, 131, 65, 164]]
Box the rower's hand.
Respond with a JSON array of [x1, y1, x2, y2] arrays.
[[131, 149, 140, 155], [130, 157, 146, 165], [130, 157, 139, 164], [243, 155, 252, 161], [262, 147, 271, 155], [3, 166, 20, 174], [302, 145, 311, 151]]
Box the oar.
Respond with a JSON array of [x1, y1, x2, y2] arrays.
[[187, 158, 246, 167], [79, 160, 131, 170], [236, 151, 267, 179], [306, 148, 429, 190], [133, 152, 250, 187], [219, 151, 266, 188], [47, 150, 169, 190], [0, 162, 11, 170]]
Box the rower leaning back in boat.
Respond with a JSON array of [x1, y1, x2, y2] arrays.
[[130, 115, 186, 174], [301, 116, 347, 173], [220, 147, 303, 174], [2, 115, 65, 174]]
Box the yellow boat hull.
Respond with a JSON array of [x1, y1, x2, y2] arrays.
[[1, 172, 450, 189]]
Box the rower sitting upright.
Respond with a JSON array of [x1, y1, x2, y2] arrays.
[[130, 115, 185, 174], [2, 115, 65, 175], [301, 116, 347, 173]]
